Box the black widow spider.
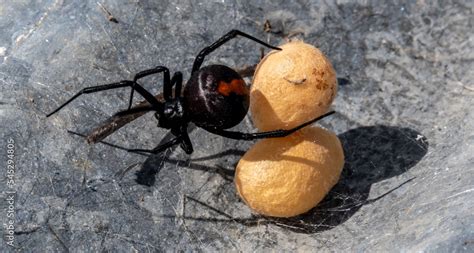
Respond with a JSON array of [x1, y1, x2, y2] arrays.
[[47, 30, 335, 154]]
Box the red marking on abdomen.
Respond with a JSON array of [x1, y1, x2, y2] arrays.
[[217, 79, 248, 96]]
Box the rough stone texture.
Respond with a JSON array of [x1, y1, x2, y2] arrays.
[[0, 0, 473, 252]]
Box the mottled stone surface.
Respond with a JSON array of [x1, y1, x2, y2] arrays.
[[0, 0, 473, 252]]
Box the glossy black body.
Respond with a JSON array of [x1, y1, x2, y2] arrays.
[[184, 65, 249, 129]]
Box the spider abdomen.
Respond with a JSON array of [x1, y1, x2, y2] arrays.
[[183, 65, 249, 129]]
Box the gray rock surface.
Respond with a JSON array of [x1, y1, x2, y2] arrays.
[[0, 0, 473, 252]]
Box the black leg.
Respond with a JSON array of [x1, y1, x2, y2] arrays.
[[46, 80, 162, 117], [128, 66, 170, 109], [127, 136, 182, 154], [67, 130, 144, 153], [170, 71, 183, 98], [204, 111, 336, 140], [191, 30, 281, 73], [179, 131, 193, 154], [67, 130, 178, 155], [170, 124, 193, 154]]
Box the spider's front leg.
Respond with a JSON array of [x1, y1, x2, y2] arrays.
[[128, 67, 185, 109], [191, 29, 281, 73], [46, 80, 163, 117], [128, 66, 170, 110]]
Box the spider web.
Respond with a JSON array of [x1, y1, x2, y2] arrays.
[[128, 122, 428, 239]]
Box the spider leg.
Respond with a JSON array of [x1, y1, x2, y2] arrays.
[[191, 29, 281, 73], [179, 131, 194, 154], [127, 136, 182, 154], [169, 124, 193, 154], [128, 66, 170, 109], [47, 80, 162, 117], [128, 123, 193, 155], [67, 130, 179, 155], [170, 71, 183, 98], [203, 111, 336, 140]]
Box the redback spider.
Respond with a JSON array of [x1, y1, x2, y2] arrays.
[[47, 30, 335, 154]]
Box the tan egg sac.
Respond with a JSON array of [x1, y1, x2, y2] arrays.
[[235, 127, 344, 217], [250, 40, 337, 131]]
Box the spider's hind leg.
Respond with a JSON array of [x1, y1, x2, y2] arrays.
[[204, 111, 336, 140]]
